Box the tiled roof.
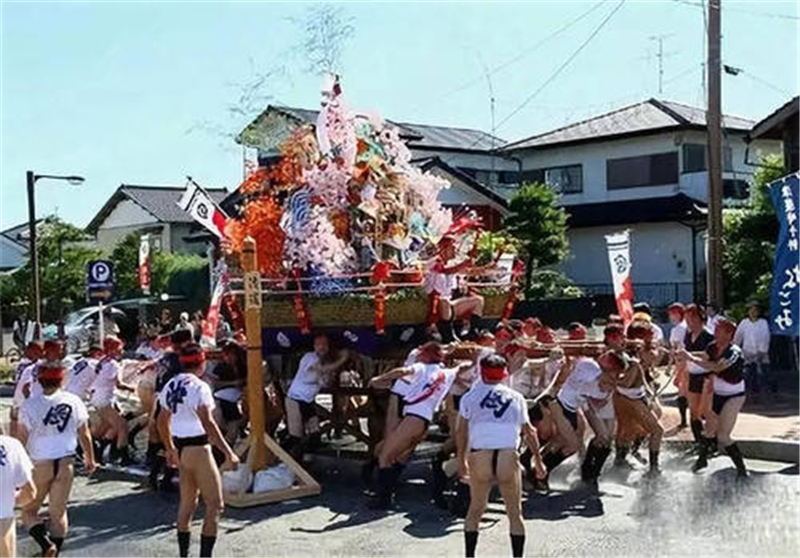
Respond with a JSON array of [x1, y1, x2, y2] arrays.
[[565, 193, 706, 228], [504, 99, 755, 150], [86, 185, 227, 233], [237, 105, 504, 152], [749, 96, 799, 140], [397, 122, 505, 151]]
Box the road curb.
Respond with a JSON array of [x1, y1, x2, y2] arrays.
[[666, 439, 799, 464]]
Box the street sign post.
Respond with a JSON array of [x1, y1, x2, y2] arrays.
[[87, 260, 115, 342]]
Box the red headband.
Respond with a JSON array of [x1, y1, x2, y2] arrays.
[[179, 352, 206, 366], [38, 363, 66, 382], [568, 327, 587, 341], [481, 364, 508, 383]]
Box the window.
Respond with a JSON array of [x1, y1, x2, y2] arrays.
[[723, 179, 750, 200], [518, 165, 582, 194], [520, 169, 544, 184], [498, 170, 520, 184], [683, 144, 706, 173], [607, 151, 679, 189], [682, 143, 733, 173], [545, 165, 583, 194]]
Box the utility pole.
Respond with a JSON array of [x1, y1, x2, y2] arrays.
[[706, 0, 724, 309], [26, 171, 41, 333]]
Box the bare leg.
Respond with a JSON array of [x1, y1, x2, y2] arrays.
[[464, 452, 493, 533], [188, 447, 224, 537], [46, 459, 75, 539], [284, 398, 305, 438], [0, 518, 15, 558], [378, 417, 426, 468], [22, 462, 54, 529], [716, 396, 746, 448], [177, 456, 200, 532], [496, 451, 524, 537]]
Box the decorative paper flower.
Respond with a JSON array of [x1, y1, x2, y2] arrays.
[[303, 163, 351, 207], [225, 195, 286, 277], [284, 206, 356, 275]]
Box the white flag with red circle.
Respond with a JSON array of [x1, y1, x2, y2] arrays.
[[177, 179, 228, 239]]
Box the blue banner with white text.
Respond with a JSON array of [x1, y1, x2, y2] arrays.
[[769, 173, 799, 337]]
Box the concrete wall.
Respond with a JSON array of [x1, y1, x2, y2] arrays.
[[169, 224, 210, 256], [510, 131, 781, 206], [95, 224, 170, 253], [101, 199, 158, 228], [94, 199, 209, 255], [563, 221, 699, 305]]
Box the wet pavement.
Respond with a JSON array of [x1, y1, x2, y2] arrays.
[[15, 448, 799, 557]]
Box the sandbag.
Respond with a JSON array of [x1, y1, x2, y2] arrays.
[[252, 463, 295, 493], [222, 465, 253, 494]]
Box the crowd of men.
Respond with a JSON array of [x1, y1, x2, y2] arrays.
[[0, 299, 774, 557]]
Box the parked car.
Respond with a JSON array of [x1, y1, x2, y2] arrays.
[[43, 305, 128, 354]]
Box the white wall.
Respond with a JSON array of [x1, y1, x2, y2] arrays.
[[102, 199, 159, 228], [511, 131, 781, 206], [428, 167, 506, 212], [563, 222, 699, 304], [95, 224, 171, 253]]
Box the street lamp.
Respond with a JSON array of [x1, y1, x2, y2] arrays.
[[26, 171, 85, 335]]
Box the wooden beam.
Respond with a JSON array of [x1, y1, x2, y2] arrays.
[[242, 236, 269, 471]]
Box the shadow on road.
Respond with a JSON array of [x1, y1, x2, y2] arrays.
[[58, 489, 177, 553], [524, 487, 605, 520]]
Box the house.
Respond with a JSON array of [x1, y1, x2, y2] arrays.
[[747, 96, 799, 173], [501, 98, 783, 307], [86, 184, 228, 254], [230, 105, 513, 224], [0, 222, 30, 272]]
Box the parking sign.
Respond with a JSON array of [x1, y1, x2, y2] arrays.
[[87, 260, 115, 301]]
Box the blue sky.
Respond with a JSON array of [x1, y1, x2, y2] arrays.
[[1, 0, 797, 229]]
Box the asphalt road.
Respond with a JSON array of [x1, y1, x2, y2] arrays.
[[13, 448, 799, 558]]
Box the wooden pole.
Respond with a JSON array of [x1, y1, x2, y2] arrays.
[[706, 0, 724, 309], [242, 236, 268, 471]]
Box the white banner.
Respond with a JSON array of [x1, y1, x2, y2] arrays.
[[200, 263, 228, 348], [138, 234, 151, 295], [177, 179, 228, 239], [605, 230, 634, 324]]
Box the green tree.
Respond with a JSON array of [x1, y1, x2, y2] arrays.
[[503, 182, 570, 292], [108, 231, 210, 304], [722, 153, 786, 313], [1, 218, 100, 324]]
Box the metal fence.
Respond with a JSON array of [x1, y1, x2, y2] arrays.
[[578, 282, 695, 310]]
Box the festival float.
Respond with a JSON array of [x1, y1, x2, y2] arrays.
[[190, 76, 522, 356], [177, 77, 522, 507]]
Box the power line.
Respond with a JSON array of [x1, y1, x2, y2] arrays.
[[663, 62, 703, 86], [737, 69, 793, 97], [406, 1, 608, 114], [672, 0, 799, 21], [493, 0, 626, 132]]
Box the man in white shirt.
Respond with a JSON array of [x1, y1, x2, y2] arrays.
[[734, 301, 773, 393], [0, 431, 36, 558], [284, 334, 348, 460], [667, 303, 689, 428]]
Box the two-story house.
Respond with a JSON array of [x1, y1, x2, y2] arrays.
[[501, 99, 782, 307]]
